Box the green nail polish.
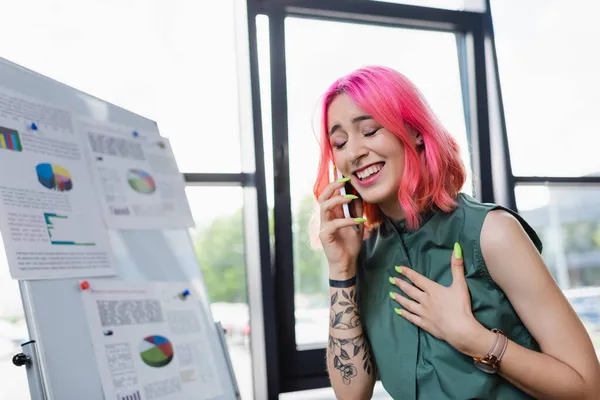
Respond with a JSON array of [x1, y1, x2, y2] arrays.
[[389, 276, 395, 284], [344, 194, 358, 199], [394, 308, 402, 316], [454, 242, 462, 259], [389, 292, 395, 299], [337, 177, 351, 183], [395, 266, 403, 274], [354, 217, 366, 223]]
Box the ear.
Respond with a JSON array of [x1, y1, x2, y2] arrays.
[[405, 124, 423, 148], [415, 133, 424, 146]]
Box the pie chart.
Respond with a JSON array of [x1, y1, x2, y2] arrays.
[[36, 163, 73, 191], [139, 335, 174, 368], [127, 169, 156, 194]]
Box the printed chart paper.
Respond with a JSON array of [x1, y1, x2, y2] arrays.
[[0, 87, 116, 279], [80, 119, 194, 229], [81, 281, 225, 400]]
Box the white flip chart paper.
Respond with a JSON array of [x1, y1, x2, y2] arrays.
[[79, 119, 194, 230], [0, 87, 116, 279], [81, 280, 224, 400]]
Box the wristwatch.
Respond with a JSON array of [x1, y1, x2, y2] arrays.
[[473, 328, 508, 374]]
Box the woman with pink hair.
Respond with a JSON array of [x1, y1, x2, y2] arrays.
[[316, 66, 600, 399]]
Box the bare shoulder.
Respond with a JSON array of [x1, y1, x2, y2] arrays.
[[479, 209, 543, 285], [480, 209, 533, 253]]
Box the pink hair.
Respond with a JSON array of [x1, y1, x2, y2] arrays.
[[313, 66, 466, 231]]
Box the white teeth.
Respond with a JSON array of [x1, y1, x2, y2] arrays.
[[357, 164, 382, 180]]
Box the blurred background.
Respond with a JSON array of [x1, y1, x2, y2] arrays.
[[1, 0, 599, 399]]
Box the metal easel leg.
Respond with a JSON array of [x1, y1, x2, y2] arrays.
[[12, 340, 47, 400], [215, 322, 242, 400]]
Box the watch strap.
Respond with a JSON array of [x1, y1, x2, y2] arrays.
[[490, 328, 508, 364], [473, 328, 508, 374]]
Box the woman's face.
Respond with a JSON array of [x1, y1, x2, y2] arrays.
[[327, 93, 416, 207]]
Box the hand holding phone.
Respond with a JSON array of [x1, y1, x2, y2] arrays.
[[318, 169, 365, 277]]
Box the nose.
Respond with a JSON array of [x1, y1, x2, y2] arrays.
[[347, 137, 369, 167]]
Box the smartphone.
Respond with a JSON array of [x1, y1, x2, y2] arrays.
[[336, 169, 359, 231]]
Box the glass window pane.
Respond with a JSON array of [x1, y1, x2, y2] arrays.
[[491, 0, 600, 177], [515, 184, 600, 356], [185, 186, 253, 399], [284, 17, 472, 347], [0, 0, 243, 173], [371, 0, 485, 12]]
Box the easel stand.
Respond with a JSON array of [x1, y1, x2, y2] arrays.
[[1, 56, 241, 400]]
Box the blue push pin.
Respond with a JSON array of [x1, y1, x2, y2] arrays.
[[30, 122, 38, 131], [179, 289, 191, 300], [132, 130, 139, 138]]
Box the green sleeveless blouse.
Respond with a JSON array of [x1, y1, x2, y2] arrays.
[[357, 193, 543, 399]]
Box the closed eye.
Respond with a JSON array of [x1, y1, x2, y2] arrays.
[[364, 128, 380, 137]]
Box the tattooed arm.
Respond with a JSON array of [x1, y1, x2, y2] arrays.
[[317, 178, 374, 398], [326, 276, 376, 400]]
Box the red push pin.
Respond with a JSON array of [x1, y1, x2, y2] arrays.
[[80, 280, 90, 290]]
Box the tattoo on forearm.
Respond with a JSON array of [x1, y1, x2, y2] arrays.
[[328, 287, 375, 385], [330, 288, 360, 329], [328, 333, 375, 384]]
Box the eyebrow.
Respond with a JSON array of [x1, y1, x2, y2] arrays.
[[329, 115, 373, 136]]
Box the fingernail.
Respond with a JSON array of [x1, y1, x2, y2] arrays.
[[344, 194, 358, 199], [394, 308, 402, 316], [337, 177, 351, 183], [389, 276, 395, 284], [354, 217, 366, 223], [395, 266, 403, 274], [454, 242, 462, 259], [389, 292, 395, 300]]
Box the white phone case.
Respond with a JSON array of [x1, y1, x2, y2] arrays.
[[336, 169, 359, 231]]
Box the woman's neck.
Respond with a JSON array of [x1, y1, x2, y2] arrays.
[[378, 198, 405, 222]]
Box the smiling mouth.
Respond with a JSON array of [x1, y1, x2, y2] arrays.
[[354, 162, 385, 181]]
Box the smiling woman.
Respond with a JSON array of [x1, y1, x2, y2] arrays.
[[316, 66, 466, 232], [314, 66, 600, 399], [326, 95, 410, 216]]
